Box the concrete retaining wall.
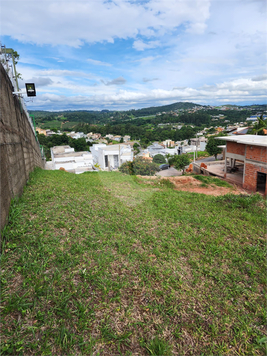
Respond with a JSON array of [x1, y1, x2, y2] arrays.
[[0, 63, 44, 229]]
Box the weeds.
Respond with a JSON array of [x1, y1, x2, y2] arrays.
[[193, 174, 233, 188]]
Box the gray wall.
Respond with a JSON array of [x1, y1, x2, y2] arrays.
[[0, 63, 44, 229]]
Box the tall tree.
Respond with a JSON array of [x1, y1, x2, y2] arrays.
[[206, 136, 224, 160]]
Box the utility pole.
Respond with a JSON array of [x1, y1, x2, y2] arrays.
[[195, 134, 198, 160]]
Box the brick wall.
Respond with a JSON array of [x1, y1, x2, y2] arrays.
[[0, 63, 44, 229], [226, 141, 245, 156], [244, 163, 267, 194], [246, 144, 267, 163]]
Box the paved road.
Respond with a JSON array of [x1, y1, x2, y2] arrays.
[[156, 167, 182, 177], [195, 154, 223, 163]]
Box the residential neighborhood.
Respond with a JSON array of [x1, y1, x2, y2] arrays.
[[41, 112, 267, 196]]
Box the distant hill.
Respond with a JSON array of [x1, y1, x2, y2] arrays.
[[28, 102, 201, 117], [128, 102, 201, 116]]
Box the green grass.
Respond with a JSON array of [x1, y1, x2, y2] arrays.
[[37, 121, 78, 130], [1, 168, 266, 355], [193, 175, 233, 188], [188, 151, 210, 161]]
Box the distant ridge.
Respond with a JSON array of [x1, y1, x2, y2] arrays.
[[28, 102, 266, 117], [127, 102, 201, 116], [29, 101, 201, 116]]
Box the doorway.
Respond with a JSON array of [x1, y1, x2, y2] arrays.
[[256, 172, 266, 193]]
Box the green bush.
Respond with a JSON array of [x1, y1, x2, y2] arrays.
[[153, 154, 166, 164], [168, 154, 190, 173], [119, 158, 160, 176]]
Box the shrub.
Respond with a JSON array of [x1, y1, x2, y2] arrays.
[[119, 158, 160, 176], [168, 154, 190, 174], [153, 154, 166, 164]]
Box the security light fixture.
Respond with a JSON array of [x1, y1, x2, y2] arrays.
[[25, 83, 36, 97]]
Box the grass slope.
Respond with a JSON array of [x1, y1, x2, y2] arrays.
[[1, 169, 266, 355]]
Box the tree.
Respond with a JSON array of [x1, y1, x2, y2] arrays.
[[153, 154, 166, 164], [119, 158, 160, 176], [206, 136, 224, 160], [168, 154, 190, 174], [249, 115, 267, 135]]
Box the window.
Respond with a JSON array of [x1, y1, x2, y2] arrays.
[[114, 155, 119, 168], [105, 155, 108, 168]]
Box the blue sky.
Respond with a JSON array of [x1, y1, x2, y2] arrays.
[[1, 0, 266, 111]]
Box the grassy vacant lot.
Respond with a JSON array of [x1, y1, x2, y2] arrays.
[[1, 169, 266, 355]]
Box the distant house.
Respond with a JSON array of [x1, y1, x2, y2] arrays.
[[246, 115, 267, 122], [162, 139, 175, 148], [216, 135, 267, 194], [113, 135, 122, 142], [147, 142, 166, 157], [189, 137, 207, 151], [68, 132, 86, 139], [105, 134, 114, 140], [46, 130, 56, 136], [123, 135, 131, 143], [90, 144, 133, 170], [51, 146, 94, 174], [36, 127, 47, 135], [228, 127, 249, 136], [87, 132, 101, 140]]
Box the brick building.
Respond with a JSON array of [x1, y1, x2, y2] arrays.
[[217, 135, 267, 194]]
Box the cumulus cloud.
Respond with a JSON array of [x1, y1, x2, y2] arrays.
[[25, 77, 53, 87], [26, 76, 267, 111], [133, 40, 161, 51], [252, 74, 267, 81], [102, 77, 127, 86], [1, 0, 211, 47]]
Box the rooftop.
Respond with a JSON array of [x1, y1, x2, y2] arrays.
[[54, 151, 91, 158], [216, 135, 267, 147], [52, 145, 72, 154]]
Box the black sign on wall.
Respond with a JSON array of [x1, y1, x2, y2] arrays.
[[25, 83, 36, 97]]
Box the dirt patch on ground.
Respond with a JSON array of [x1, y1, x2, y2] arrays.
[[139, 175, 246, 196], [161, 176, 245, 196]]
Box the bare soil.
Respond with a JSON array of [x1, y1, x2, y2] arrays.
[[140, 175, 247, 196], [164, 176, 247, 196]]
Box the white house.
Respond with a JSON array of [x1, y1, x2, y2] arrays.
[[90, 144, 133, 170], [113, 135, 122, 142], [147, 142, 166, 157], [51, 146, 94, 174], [190, 137, 207, 151], [123, 135, 131, 142]]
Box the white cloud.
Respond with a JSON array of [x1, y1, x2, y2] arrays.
[[133, 40, 161, 51], [1, 0, 211, 47], [252, 74, 267, 81], [87, 58, 112, 66], [101, 76, 127, 86], [26, 76, 267, 110], [38, 69, 94, 79], [143, 77, 159, 82], [23, 77, 53, 87]]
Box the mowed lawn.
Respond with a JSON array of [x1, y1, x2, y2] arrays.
[[1, 168, 266, 355]]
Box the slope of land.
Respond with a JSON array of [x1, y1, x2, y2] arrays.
[[1, 169, 266, 355]]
